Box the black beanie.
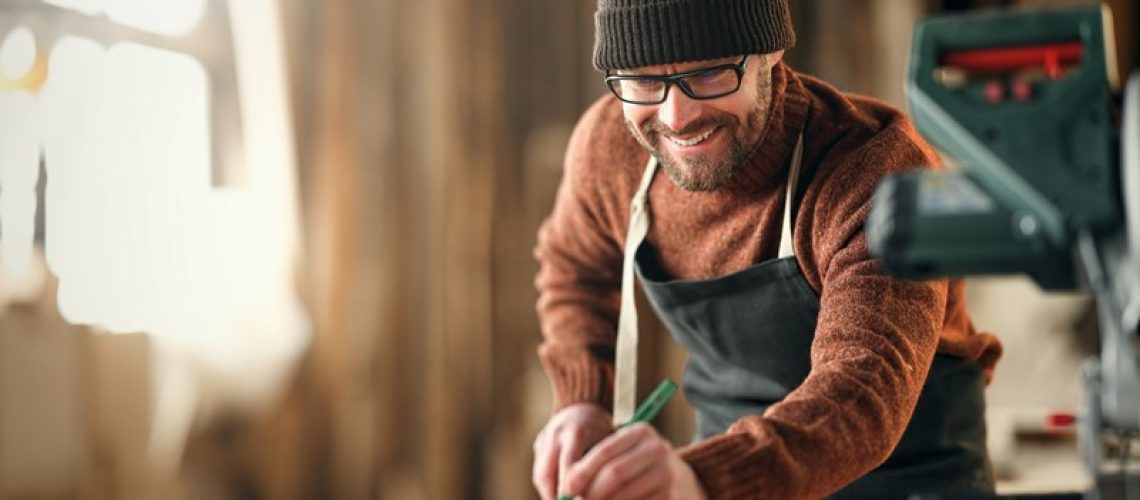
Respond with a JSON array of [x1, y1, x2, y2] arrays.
[[593, 0, 795, 71]]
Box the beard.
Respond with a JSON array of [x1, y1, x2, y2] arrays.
[[626, 104, 765, 192]]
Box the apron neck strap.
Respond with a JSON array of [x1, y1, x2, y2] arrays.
[[613, 154, 659, 424], [778, 133, 806, 259]]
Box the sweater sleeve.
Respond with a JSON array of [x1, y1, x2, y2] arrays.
[[534, 99, 628, 413], [677, 124, 948, 499]]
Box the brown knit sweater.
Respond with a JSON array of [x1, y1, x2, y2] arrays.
[[534, 62, 1003, 499]]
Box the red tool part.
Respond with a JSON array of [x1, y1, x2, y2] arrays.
[[941, 42, 1083, 79]]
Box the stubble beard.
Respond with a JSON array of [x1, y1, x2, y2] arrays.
[[626, 70, 775, 192]]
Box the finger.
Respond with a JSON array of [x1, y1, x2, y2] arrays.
[[563, 424, 652, 495], [583, 433, 669, 499], [533, 431, 559, 500], [557, 433, 583, 496], [612, 466, 670, 500], [557, 423, 608, 496]]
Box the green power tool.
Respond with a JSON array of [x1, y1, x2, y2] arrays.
[[868, 5, 1120, 290], [870, 5, 1140, 496]]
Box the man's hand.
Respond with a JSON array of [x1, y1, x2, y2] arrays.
[[561, 423, 707, 500], [532, 403, 615, 500]]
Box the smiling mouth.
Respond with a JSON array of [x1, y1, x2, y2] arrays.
[[665, 127, 718, 148]]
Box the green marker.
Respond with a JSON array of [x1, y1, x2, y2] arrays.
[[617, 378, 677, 429], [557, 379, 678, 500]]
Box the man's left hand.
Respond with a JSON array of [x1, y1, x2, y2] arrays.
[[561, 423, 707, 500]]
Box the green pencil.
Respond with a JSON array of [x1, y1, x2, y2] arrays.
[[557, 378, 677, 500], [617, 378, 677, 430]]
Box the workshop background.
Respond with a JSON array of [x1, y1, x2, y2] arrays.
[[0, 0, 1136, 499]]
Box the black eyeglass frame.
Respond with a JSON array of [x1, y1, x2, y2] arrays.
[[604, 55, 751, 105]]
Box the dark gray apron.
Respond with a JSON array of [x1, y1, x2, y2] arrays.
[[616, 136, 995, 498]]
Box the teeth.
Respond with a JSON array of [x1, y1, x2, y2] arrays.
[[667, 128, 716, 147]]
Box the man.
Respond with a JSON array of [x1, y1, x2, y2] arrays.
[[532, 0, 1003, 498]]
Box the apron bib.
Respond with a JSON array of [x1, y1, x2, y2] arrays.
[[613, 136, 994, 498]]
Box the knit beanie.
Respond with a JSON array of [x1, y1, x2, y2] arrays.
[[593, 0, 796, 71]]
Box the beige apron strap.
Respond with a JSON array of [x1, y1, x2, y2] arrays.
[[614, 155, 658, 424], [778, 134, 806, 259]]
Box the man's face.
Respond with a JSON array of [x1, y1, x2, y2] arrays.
[[620, 52, 781, 192]]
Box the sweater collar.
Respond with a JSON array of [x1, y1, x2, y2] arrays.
[[721, 61, 811, 196]]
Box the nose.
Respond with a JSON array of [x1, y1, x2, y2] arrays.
[[656, 85, 701, 133]]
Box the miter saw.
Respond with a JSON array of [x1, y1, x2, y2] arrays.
[[867, 4, 1140, 499]]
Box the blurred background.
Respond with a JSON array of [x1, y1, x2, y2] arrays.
[[0, 0, 1136, 498]]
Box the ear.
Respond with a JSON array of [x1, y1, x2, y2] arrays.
[[766, 50, 785, 65]]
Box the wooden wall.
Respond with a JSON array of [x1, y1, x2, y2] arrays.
[[270, 0, 604, 498]]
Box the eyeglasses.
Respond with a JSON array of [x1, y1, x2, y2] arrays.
[[604, 55, 750, 105]]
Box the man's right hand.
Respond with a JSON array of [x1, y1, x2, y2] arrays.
[[531, 403, 614, 500]]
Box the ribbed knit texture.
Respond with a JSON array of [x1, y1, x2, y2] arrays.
[[534, 62, 1004, 499], [594, 0, 795, 70]]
